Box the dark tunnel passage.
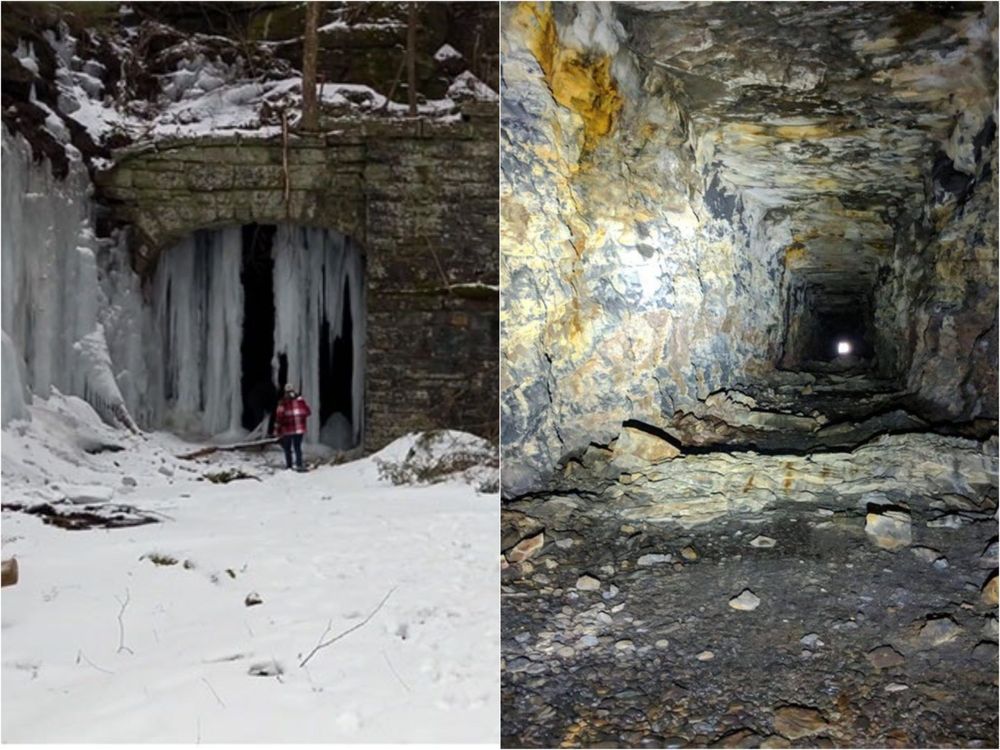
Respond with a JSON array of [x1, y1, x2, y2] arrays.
[[779, 269, 880, 376], [240, 223, 277, 432], [319, 280, 354, 430]]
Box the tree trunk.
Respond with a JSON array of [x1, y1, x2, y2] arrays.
[[407, 3, 418, 116], [302, 1, 322, 131]]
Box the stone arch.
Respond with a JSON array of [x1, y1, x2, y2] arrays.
[[94, 115, 501, 453], [96, 134, 366, 277]]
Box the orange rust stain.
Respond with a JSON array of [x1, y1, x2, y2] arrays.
[[783, 462, 794, 491], [512, 1, 623, 152]]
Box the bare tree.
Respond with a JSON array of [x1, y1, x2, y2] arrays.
[[407, 3, 418, 116], [302, 1, 322, 130]]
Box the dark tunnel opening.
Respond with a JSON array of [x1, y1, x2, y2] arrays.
[[319, 279, 355, 434], [780, 279, 879, 373], [240, 224, 277, 432], [803, 305, 875, 363]]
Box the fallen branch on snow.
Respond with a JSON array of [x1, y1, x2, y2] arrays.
[[76, 649, 114, 675], [116, 588, 134, 655], [299, 587, 396, 668], [202, 677, 226, 708], [177, 438, 278, 460], [382, 649, 410, 692]]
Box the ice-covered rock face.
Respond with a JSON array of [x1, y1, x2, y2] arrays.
[[500, 1, 998, 496]]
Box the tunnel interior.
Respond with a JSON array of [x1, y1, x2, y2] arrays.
[[499, 3, 998, 746], [152, 223, 365, 449]]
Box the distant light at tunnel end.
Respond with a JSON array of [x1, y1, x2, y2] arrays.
[[837, 341, 852, 355]]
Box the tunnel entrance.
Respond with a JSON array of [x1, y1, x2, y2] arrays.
[[240, 224, 277, 433], [152, 224, 365, 449], [780, 279, 877, 373]]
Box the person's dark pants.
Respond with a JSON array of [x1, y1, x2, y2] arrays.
[[279, 434, 304, 468]]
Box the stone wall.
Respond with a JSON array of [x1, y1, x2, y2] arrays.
[[96, 111, 498, 451]]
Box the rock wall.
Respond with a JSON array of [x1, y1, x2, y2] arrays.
[[880, 124, 999, 422], [501, 2, 785, 495]]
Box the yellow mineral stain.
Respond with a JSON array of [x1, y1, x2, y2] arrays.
[[743, 474, 755, 493], [513, 1, 623, 152], [784, 242, 808, 267]]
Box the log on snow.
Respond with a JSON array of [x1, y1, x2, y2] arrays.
[[177, 438, 278, 460], [2, 558, 18, 587]]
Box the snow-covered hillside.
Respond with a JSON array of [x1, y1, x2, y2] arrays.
[[1, 394, 498, 742]]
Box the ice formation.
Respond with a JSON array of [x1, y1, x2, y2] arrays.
[[151, 225, 365, 447], [2, 130, 364, 448], [271, 225, 365, 447], [150, 228, 245, 438], [1, 130, 139, 431]]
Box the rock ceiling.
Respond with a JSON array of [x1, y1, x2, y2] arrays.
[[621, 1, 996, 288]]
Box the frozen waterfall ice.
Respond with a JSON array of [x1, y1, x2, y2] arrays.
[[151, 228, 245, 439], [151, 224, 365, 447], [272, 225, 365, 447], [1, 130, 139, 431]]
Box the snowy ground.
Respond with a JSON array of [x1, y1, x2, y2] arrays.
[[1, 394, 498, 743]]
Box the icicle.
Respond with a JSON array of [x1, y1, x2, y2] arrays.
[[272, 224, 364, 447], [1, 331, 30, 426], [201, 227, 244, 437], [74, 324, 140, 433], [152, 229, 245, 439], [1, 130, 143, 432]]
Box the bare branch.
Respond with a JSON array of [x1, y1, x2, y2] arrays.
[[201, 677, 226, 708], [381, 649, 410, 692], [380, 55, 408, 112], [406, 3, 418, 116], [425, 239, 452, 292], [301, 2, 322, 130], [76, 649, 115, 675], [116, 588, 134, 655], [282, 111, 291, 219], [299, 587, 396, 668]]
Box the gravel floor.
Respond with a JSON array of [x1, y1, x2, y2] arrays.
[[502, 497, 998, 748]]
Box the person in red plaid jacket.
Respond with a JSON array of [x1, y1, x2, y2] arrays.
[[272, 383, 311, 471]]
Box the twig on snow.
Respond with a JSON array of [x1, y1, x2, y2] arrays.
[[299, 587, 396, 668], [381, 649, 410, 692], [201, 677, 226, 708], [116, 588, 134, 655], [76, 649, 115, 675]]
